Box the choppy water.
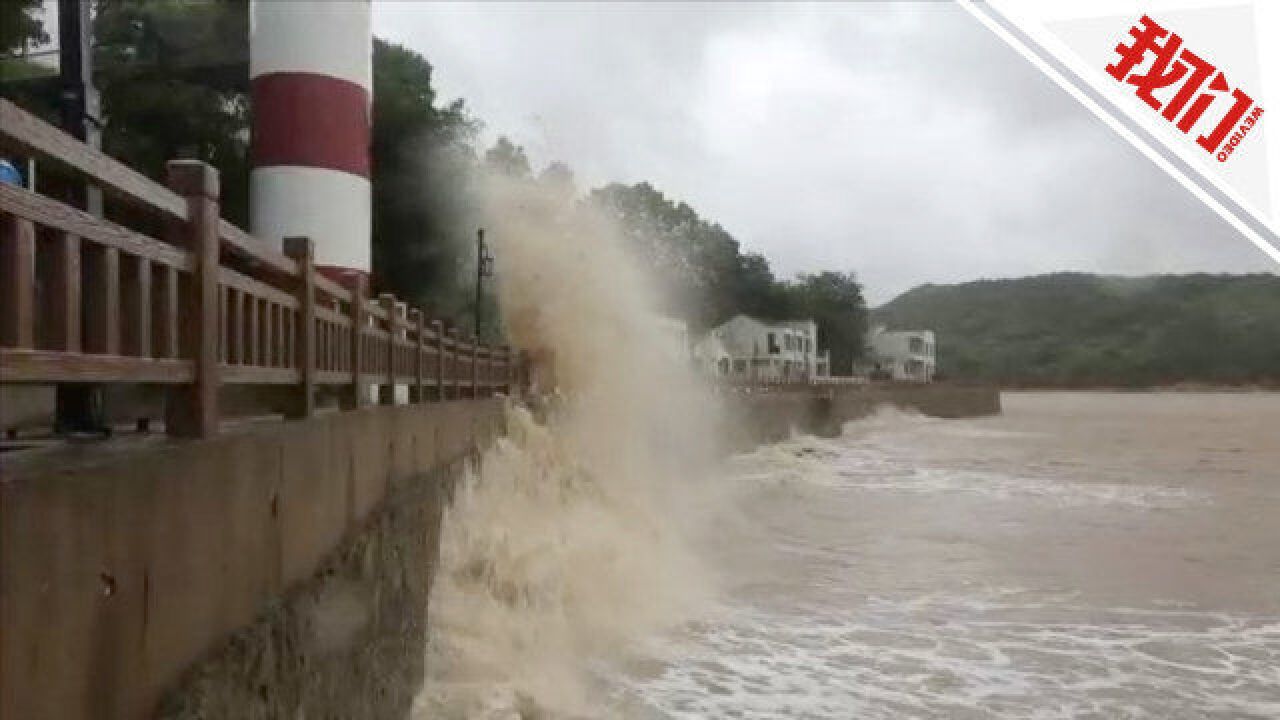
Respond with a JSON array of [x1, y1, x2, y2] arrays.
[[610, 392, 1280, 719]]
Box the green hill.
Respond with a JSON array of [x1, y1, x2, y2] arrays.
[[872, 273, 1280, 387]]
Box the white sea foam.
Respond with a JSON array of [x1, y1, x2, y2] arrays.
[[414, 171, 722, 718], [728, 412, 1205, 510], [621, 591, 1280, 720]]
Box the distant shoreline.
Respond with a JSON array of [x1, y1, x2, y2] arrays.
[[995, 384, 1280, 393]]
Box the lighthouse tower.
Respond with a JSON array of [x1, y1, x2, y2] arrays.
[[249, 0, 372, 280]]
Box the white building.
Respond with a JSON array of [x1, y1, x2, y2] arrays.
[[695, 315, 827, 382], [867, 325, 936, 383], [692, 332, 732, 376], [650, 315, 691, 366]]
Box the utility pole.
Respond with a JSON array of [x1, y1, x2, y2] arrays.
[[54, 0, 108, 435], [57, 0, 103, 215], [474, 228, 494, 338]]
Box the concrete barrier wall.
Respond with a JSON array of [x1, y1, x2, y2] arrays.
[[722, 385, 1001, 451], [0, 399, 506, 720], [1, 385, 996, 719]]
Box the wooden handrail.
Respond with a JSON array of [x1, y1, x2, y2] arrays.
[[0, 184, 193, 270], [218, 219, 299, 277], [0, 99, 188, 219], [0, 100, 519, 437], [315, 273, 353, 304]]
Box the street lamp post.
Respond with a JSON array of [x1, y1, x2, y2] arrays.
[[474, 228, 495, 338], [56, 0, 109, 437]]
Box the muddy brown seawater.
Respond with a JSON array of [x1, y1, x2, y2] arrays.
[[616, 392, 1280, 718]]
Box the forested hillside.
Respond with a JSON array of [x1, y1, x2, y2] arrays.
[[874, 273, 1280, 387]]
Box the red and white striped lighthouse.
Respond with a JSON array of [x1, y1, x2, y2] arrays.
[[250, 0, 372, 280]]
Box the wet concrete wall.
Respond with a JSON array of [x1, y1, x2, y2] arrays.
[[0, 399, 506, 720], [723, 384, 1002, 451], [1, 385, 996, 719]]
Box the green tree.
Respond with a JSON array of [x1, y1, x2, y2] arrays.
[[537, 161, 576, 204], [483, 136, 531, 178], [0, 0, 53, 84], [589, 181, 750, 328], [786, 271, 869, 374], [2, 3, 55, 107], [587, 181, 870, 352], [733, 252, 792, 321], [0, 0, 47, 54], [370, 38, 479, 314], [93, 0, 252, 223]]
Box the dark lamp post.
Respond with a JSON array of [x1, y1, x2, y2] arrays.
[[475, 228, 495, 338]]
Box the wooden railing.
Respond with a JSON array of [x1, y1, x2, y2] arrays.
[[0, 99, 517, 437]]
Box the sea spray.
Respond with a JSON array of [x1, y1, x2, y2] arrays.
[[414, 172, 724, 717]]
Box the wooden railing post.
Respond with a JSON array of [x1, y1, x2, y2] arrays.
[[511, 347, 520, 394], [164, 160, 220, 437], [83, 245, 120, 355], [396, 300, 408, 399], [508, 348, 517, 394], [409, 308, 424, 403], [0, 215, 36, 349], [284, 236, 315, 419], [41, 231, 81, 353], [446, 327, 459, 400], [378, 293, 396, 405], [484, 344, 493, 395], [227, 289, 242, 365], [344, 274, 368, 409], [500, 345, 511, 394], [432, 320, 445, 402], [121, 255, 151, 358], [510, 349, 517, 392], [250, 298, 261, 366], [493, 345, 502, 394], [256, 298, 269, 366], [512, 347, 520, 394]]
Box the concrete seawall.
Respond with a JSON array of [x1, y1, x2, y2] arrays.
[[722, 385, 1002, 450], [1, 385, 997, 719], [1, 399, 506, 720]]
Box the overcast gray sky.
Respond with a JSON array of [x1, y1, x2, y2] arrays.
[[372, 1, 1275, 303]]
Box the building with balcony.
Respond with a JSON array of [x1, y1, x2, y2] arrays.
[[695, 315, 827, 382], [867, 325, 936, 383]]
